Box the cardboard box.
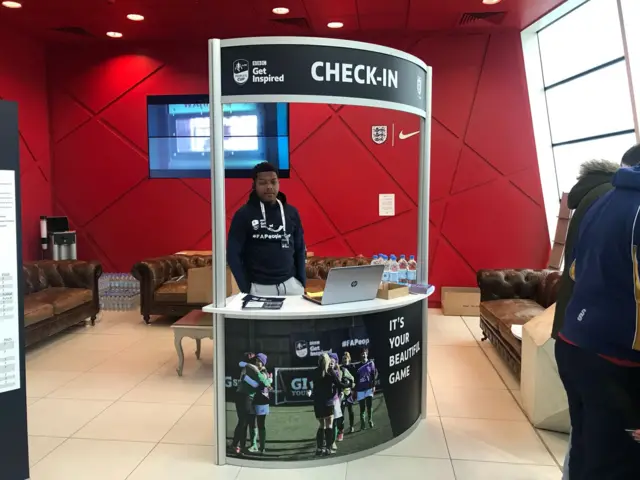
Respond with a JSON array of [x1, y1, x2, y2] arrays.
[[554, 218, 570, 244], [187, 266, 239, 304], [377, 283, 409, 300], [548, 243, 564, 270], [441, 286, 480, 316]]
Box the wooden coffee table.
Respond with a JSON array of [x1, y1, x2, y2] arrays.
[[171, 310, 213, 376]]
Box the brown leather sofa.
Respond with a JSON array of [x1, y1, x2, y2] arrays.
[[24, 260, 102, 347], [476, 269, 561, 378], [131, 254, 370, 323]]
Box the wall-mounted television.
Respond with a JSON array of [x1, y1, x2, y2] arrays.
[[147, 94, 290, 179]]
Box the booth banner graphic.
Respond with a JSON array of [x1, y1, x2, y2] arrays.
[[223, 301, 423, 461], [290, 326, 369, 367], [274, 366, 315, 405], [220, 43, 428, 116]]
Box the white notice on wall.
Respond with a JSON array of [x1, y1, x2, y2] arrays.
[[0, 170, 20, 394], [379, 194, 395, 217]]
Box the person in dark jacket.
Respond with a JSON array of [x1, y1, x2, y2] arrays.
[[554, 145, 640, 339], [552, 144, 640, 480], [556, 153, 640, 479], [227, 162, 306, 295]]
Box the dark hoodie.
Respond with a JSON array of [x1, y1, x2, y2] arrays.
[[552, 160, 619, 339], [227, 190, 306, 293]]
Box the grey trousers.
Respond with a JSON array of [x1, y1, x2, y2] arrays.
[[250, 277, 304, 296]]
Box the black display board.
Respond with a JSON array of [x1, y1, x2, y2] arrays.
[[0, 100, 30, 480], [220, 40, 428, 117], [223, 301, 423, 461]]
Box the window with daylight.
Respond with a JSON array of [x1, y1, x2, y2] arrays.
[[537, 0, 636, 197]]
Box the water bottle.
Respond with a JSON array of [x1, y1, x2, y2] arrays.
[[407, 255, 417, 284], [398, 255, 408, 284], [381, 255, 390, 282], [388, 255, 399, 283], [371, 254, 379, 265]]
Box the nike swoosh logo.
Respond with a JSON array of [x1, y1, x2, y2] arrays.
[[398, 131, 419, 140]]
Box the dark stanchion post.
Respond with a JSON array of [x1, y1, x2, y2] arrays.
[[0, 100, 30, 479]]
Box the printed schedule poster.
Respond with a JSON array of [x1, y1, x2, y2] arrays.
[[0, 170, 20, 394]]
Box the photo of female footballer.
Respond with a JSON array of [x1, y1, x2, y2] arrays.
[[308, 353, 350, 456], [355, 347, 378, 430], [248, 353, 271, 454], [229, 352, 272, 455], [337, 351, 356, 439]]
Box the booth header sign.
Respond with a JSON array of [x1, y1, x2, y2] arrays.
[[218, 40, 429, 117]]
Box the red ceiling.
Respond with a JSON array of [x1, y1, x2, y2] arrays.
[[0, 0, 566, 42]]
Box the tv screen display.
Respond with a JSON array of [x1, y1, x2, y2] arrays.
[[147, 94, 290, 179]]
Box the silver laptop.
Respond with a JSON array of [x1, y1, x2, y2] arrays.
[[305, 265, 384, 306]]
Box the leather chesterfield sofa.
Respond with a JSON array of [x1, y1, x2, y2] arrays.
[[24, 260, 102, 347], [476, 269, 561, 378], [131, 254, 371, 323]]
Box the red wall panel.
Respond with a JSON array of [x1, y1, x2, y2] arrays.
[[0, 26, 52, 261], [47, 33, 549, 302]]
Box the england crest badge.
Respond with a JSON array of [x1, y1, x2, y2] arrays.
[[371, 125, 388, 145]]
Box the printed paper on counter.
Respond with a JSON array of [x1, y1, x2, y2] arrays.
[[379, 193, 395, 217], [0, 170, 21, 394]]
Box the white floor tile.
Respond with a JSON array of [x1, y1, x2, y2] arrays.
[[28, 436, 65, 466], [195, 386, 213, 406], [441, 417, 555, 465], [426, 376, 439, 416], [74, 401, 189, 442], [379, 417, 449, 459], [461, 316, 488, 345], [47, 372, 145, 401], [236, 463, 347, 480], [26, 370, 81, 397], [28, 398, 112, 437], [347, 455, 455, 480], [537, 429, 569, 466], [120, 374, 211, 405], [127, 444, 240, 480], [29, 438, 155, 480], [433, 386, 527, 421], [483, 346, 521, 390], [428, 346, 506, 390], [27, 397, 41, 406], [428, 314, 478, 347], [162, 405, 213, 445], [452, 460, 562, 479], [27, 348, 113, 372], [89, 348, 173, 376], [61, 332, 142, 352]]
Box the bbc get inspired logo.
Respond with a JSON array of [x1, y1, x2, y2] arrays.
[[232, 59, 284, 85]]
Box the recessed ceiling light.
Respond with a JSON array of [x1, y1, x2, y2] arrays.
[[482, 0, 502, 4], [272, 7, 289, 15], [127, 13, 144, 21], [327, 21, 343, 29], [2, 1, 22, 8], [106, 31, 123, 38]]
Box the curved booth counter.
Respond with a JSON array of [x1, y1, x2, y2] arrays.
[[204, 291, 432, 467]]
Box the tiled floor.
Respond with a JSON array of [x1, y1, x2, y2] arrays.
[[25, 309, 568, 479]]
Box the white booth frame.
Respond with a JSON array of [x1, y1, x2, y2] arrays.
[[207, 36, 432, 467]]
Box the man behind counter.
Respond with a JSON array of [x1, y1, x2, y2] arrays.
[[227, 162, 306, 295]]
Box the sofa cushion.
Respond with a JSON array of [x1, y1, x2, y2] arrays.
[[23, 297, 55, 327], [28, 287, 93, 315], [154, 279, 188, 303], [481, 299, 545, 354]]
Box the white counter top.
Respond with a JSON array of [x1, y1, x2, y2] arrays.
[[203, 288, 433, 320]]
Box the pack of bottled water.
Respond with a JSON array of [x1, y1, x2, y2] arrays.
[[372, 254, 418, 285], [99, 273, 140, 311]]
